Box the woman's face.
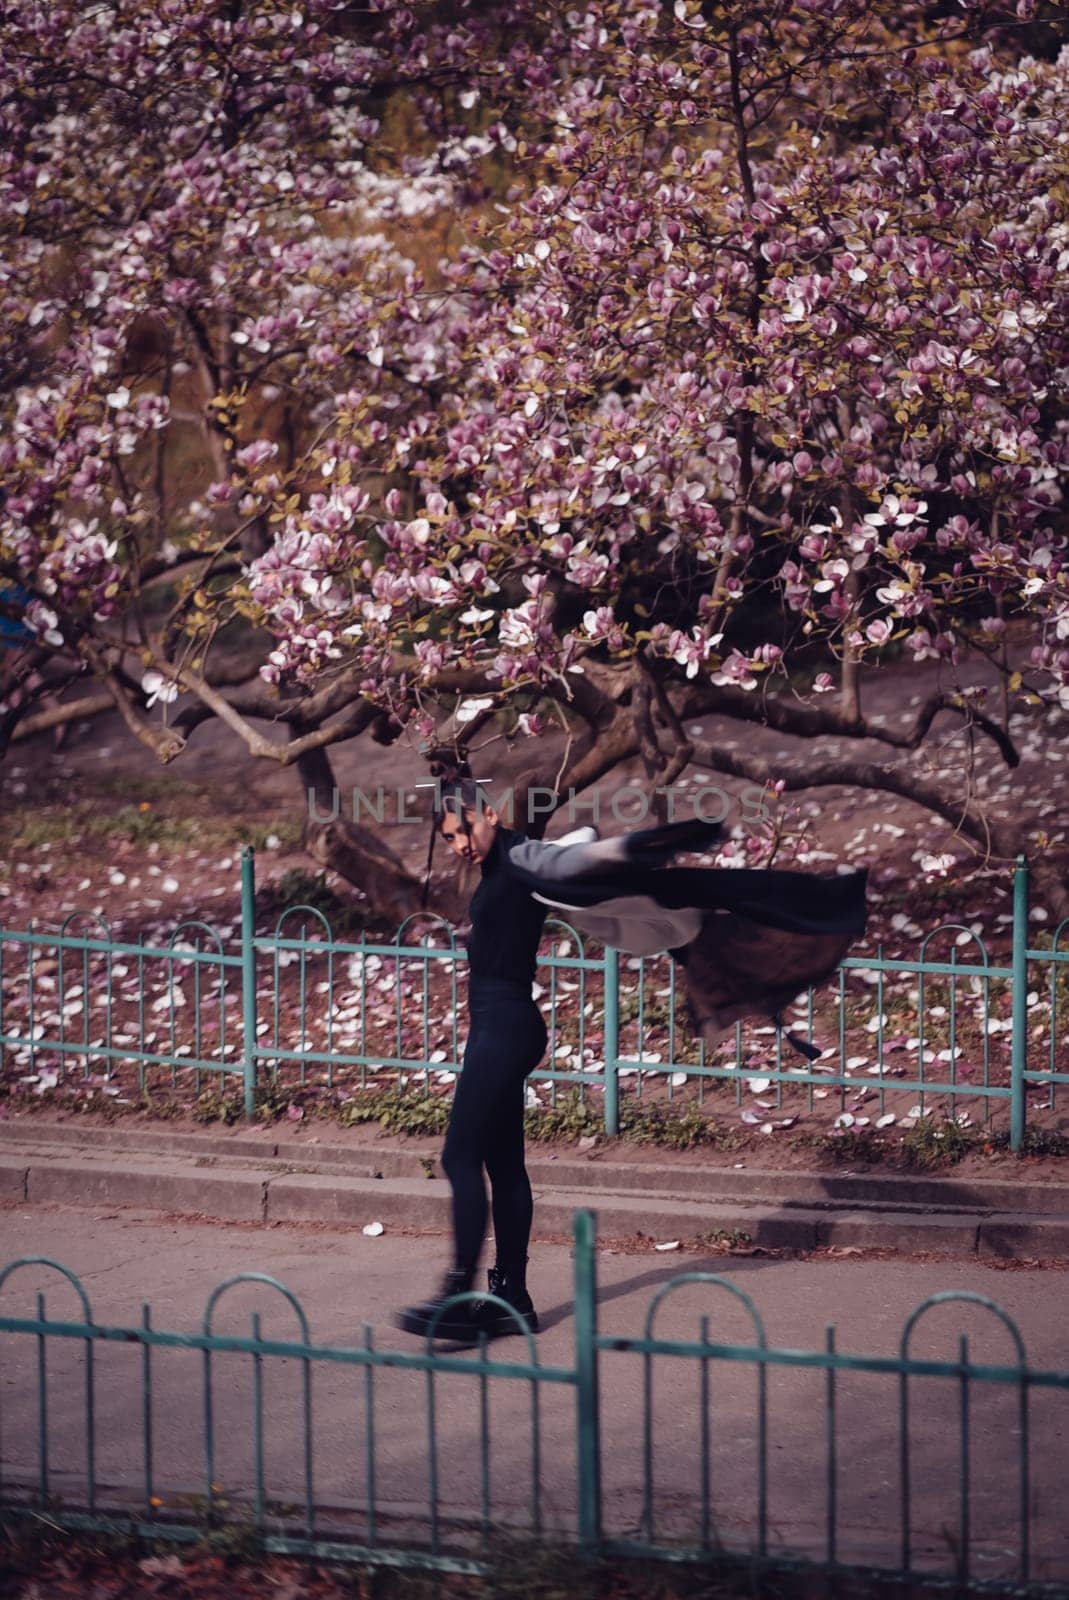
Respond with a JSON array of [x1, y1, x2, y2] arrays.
[[439, 805, 499, 865]]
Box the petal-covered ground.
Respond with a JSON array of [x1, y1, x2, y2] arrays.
[[2, 655, 1068, 1169]]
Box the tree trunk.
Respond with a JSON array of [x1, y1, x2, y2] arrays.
[[295, 744, 440, 928]]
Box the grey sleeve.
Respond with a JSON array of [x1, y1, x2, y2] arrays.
[[505, 832, 629, 884]]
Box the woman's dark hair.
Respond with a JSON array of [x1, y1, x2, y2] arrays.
[[428, 750, 485, 831], [421, 750, 493, 908]]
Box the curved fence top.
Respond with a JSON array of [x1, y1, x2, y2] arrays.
[[0, 1256, 94, 1322], [202, 1272, 312, 1342], [642, 1270, 768, 1346], [899, 1290, 1027, 1367]]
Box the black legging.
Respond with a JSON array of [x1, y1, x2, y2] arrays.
[[441, 976, 548, 1281]]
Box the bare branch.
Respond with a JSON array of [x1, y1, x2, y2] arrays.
[[10, 693, 113, 742], [140, 551, 243, 588], [632, 662, 666, 778], [169, 664, 374, 764], [686, 736, 1017, 866], [78, 640, 187, 764], [647, 670, 695, 786], [679, 680, 1020, 768]]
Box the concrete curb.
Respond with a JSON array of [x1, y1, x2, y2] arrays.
[[2, 1118, 1068, 1213], [0, 1154, 268, 1221], [2, 1138, 1068, 1258]]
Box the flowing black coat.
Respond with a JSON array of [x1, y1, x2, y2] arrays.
[[501, 819, 869, 1060]]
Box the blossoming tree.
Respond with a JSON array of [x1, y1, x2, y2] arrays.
[[3, 0, 1068, 916], [1, 0, 537, 911]]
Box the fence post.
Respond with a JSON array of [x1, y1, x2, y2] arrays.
[[1009, 854, 1029, 1152], [603, 945, 620, 1136], [241, 846, 258, 1121], [573, 1208, 602, 1554]]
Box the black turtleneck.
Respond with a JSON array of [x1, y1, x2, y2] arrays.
[[464, 827, 549, 984]]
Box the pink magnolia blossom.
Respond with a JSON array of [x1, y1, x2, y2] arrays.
[[3, 0, 1069, 740]]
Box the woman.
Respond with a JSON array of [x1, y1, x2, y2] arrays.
[[397, 770, 869, 1342], [396, 768, 550, 1344]]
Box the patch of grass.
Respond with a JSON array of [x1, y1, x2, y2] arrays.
[[253, 1078, 301, 1122], [338, 1085, 452, 1136], [693, 1227, 754, 1251], [29, 1060, 1068, 1175], [525, 1088, 602, 1142], [520, 1090, 735, 1151], [811, 1116, 978, 1169], [899, 1116, 977, 1168], [2, 782, 306, 860], [619, 1097, 737, 1151], [993, 1125, 1069, 1158], [87, 804, 203, 848], [4, 798, 205, 851], [191, 1078, 309, 1126], [3, 811, 84, 848], [145, 1095, 184, 1120], [809, 1126, 892, 1166], [192, 1083, 245, 1125]]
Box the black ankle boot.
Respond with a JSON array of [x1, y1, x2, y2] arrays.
[[476, 1263, 539, 1338], [396, 1268, 479, 1341]]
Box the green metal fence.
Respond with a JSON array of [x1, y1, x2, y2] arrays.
[[1, 849, 1067, 1148], [1, 1212, 1067, 1590]]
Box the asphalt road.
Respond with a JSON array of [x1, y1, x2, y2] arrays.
[[0, 1202, 1065, 1586]]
